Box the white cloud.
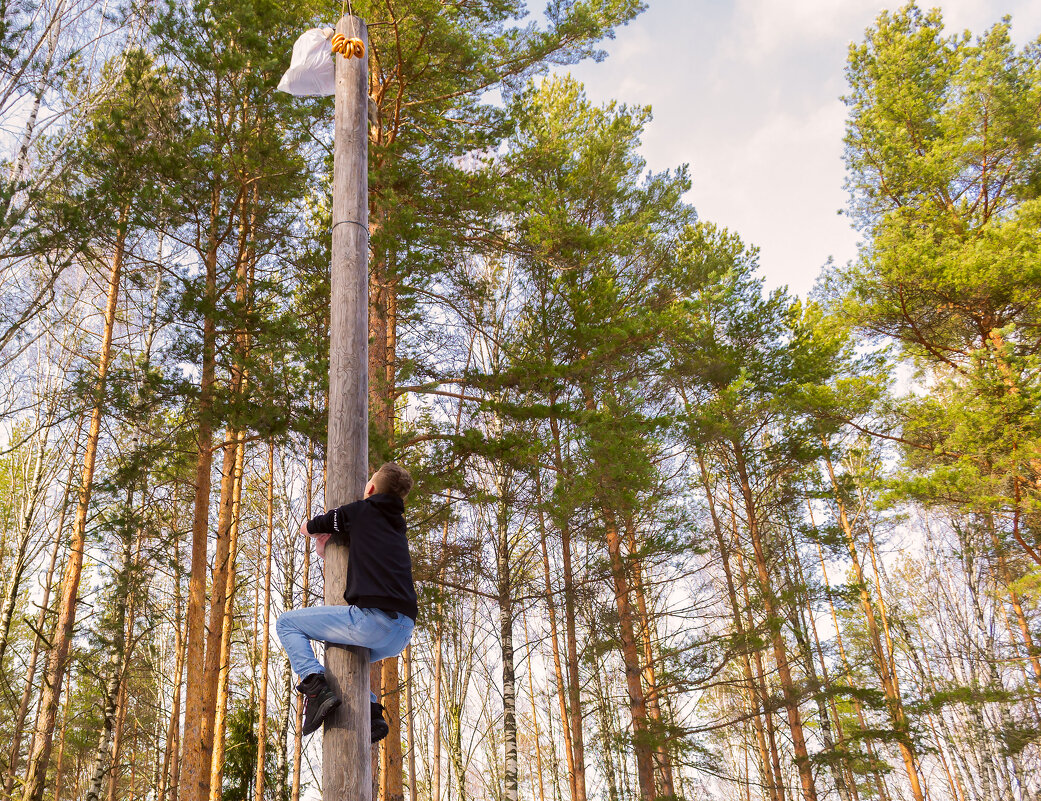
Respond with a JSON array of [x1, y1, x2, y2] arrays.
[[728, 0, 881, 62], [691, 99, 858, 293], [563, 0, 1041, 297]]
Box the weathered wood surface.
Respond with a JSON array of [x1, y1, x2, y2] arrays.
[[325, 14, 371, 801]]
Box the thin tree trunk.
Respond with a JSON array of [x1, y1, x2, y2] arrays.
[[86, 486, 141, 801], [432, 625, 443, 801], [5, 428, 78, 800], [379, 658, 405, 801], [160, 546, 188, 801], [722, 481, 790, 801], [926, 711, 967, 801], [547, 409, 587, 801], [130, 719, 139, 801], [816, 536, 892, 801], [695, 450, 780, 801], [590, 651, 620, 801], [522, 612, 547, 801], [209, 435, 247, 801], [277, 652, 293, 801], [535, 478, 577, 801], [543, 675, 563, 801], [447, 700, 467, 801], [21, 218, 128, 801], [369, 185, 404, 801], [152, 692, 164, 801], [105, 680, 129, 801], [373, 662, 382, 799], [290, 452, 315, 801], [736, 548, 789, 801], [404, 644, 417, 801], [798, 541, 858, 801], [494, 476, 518, 801], [254, 440, 275, 801], [49, 661, 75, 801], [783, 533, 851, 801], [200, 434, 240, 761], [274, 453, 293, 801], [731, 444, 817, 801], [426, 343, 475, 801]]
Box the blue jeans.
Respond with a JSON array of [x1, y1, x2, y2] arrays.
[[276, 605, 415, 702]]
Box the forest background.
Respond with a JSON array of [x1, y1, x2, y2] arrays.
[[2, 0, 1040, 801]]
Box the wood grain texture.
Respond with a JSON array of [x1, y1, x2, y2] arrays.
[[325, 14, 371, 801]]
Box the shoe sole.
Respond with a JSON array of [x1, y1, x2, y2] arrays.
[[302, 696, 342, 736], [371, 718, 390, 743]]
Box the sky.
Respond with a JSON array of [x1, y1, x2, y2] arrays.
[[559, 0, 1041, 297]]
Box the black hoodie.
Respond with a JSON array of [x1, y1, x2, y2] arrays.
[[306, 493, 418, 621]]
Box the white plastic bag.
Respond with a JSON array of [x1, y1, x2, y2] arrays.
[[277, 28, 335, 97]]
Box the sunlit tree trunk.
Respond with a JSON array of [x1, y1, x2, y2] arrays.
[[181, 210, 223, 801], [378, 658, 404, 801], [985, 515, 1041, 684], [369, 195, 405, 801], [823, 451, 925, 801], [624, 517, 675, 798], [202, 199, 253, 793], [209, 435, 246, 801], [600, 507, 655, 801], [48, 662, 75, 801]]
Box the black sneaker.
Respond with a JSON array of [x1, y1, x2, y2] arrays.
[[371, 701, 389, 743], [298, 673, 341, 736]]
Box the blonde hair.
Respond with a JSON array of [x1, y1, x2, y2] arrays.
[[372, 462, 413, 499]]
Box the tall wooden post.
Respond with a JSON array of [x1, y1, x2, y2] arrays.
[[325, 14, 370, 801]]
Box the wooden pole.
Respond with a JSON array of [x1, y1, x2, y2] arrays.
[[325, 13, 371, 801]]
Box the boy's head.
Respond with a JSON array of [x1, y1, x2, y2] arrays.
[[364, 462, 413, 500]]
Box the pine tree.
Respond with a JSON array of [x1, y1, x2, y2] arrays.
[[833, 4, 1041, 567]]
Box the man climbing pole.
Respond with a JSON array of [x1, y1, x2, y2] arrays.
[[303, 13, 375, 801], [276, 463, 418, 740]]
